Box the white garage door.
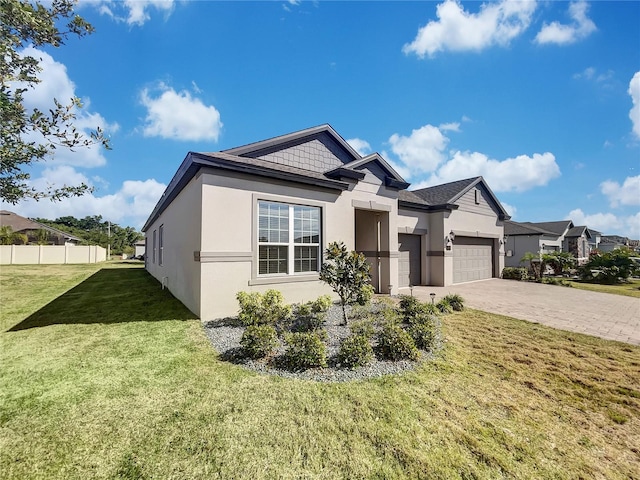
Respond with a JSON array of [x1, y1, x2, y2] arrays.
[[398, 234, 421, 287], [453, 237, 493, 284]]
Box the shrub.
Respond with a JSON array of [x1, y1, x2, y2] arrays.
[[310, 295, 333, 313], [543, 251, 576, 275], [283, 331, 328, 370], [236, 290, 291, 326], [443, 294, 465, 311], [377, 323, 419, 361], [436, 298, 453, 314], [409, 321, 436, 351], [420, 303, 440, 316], [579, 250, 637, 284], [337, 334, 373, 368], [398, 294, 425, 318], [319, 241, 373, 325], [502, 267, 528, 280], [350, 318, 375, 339], [541, 277, 573, 287], [240, 325, 279, 359]]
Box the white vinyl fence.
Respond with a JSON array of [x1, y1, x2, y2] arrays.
[[0, 245, 107, 265]]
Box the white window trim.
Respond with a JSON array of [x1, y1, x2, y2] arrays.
[[250, 193, 326, 285], [159, 224, 164, 266], [152, 230, 157, 264]]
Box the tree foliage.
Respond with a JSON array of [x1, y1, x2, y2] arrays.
[[0, 225, 27, 245], [543, 251, 576, 275], [33, 215, 142, 254], [1, 0, 110, 204], [578, 250, 638, 284], [319, 241, 373, 325]]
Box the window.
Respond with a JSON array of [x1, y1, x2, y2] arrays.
[[159, 225, 164, 266], [258, 201, 320, 276], [152, 230, 157, 263]]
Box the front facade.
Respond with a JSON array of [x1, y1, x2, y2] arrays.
[[143, 125, 508, 320]]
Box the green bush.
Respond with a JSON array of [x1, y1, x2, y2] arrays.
[[240, 325, 279, 359], [283, 331, 328, 370], [502, 267, 528, 280], [350, 318, 375, 339], [236, 290, 291, 326], [409, 321, 436, 351], [579, 250, 637, 284], [443, 294, 465, 311], [337, 334, 373, 368], [398, 294, 425, 317], [376, 323, 419, 361], [310, 295, 333, 313], [541, 277, 573, 287], [436, 298, 453, 314]]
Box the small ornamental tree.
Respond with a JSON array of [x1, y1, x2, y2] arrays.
[[579, 250, 637, 284], [319, 241, 372, 325]]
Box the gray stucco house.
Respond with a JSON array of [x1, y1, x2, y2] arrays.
[[143, 125, 509, 319], [504, 219, 596, 267]]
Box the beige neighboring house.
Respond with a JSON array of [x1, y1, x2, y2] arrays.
[[0, 210, 82, 245], [142, 125, 509, 320]]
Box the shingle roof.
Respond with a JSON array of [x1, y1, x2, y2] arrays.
[[504, 220, 557, 236], [523, 220, 573, 236], [0, 211, 82, 241], [409, 177, 480, 205], [566, 225, 590, 238]]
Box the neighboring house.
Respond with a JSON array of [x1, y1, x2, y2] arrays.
[[599, 235, 630, 252], [134, 240, 146, 257], [142, 124, 509, 320], [587, 228, 601, 252], [0, 210, 82, 245], [505, 219, 595, 267]]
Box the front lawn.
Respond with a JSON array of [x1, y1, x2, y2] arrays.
[[566, 278, 640, 298], [1, 264, 638, 479]]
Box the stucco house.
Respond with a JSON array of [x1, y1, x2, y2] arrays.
[[142, 125, 509, 320]]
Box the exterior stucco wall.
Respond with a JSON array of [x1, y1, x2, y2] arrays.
[[197, 168, 400, 320], [145, 175, 202, 317]]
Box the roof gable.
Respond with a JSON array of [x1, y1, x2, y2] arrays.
[[505, 220, 557, 236], [400, 177, 510, 220], [325, 153, 409, 189]]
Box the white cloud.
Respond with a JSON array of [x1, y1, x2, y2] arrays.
[[629, 71, 640, 138], [403, 0, 537, 58], [346, 138, 372, 156], [140, 84, 223, 142], [13, 47, 117, 168], [535, 1, 596, 45], [415, 150, 561, 192], [96, 0, 175, 26], [568, 208, 640, 239], [501, 202, 517, 218], [600, 176, 640, 207], [388, 124, 449, 174], [3, 166, 166, 229], [439, 122, 460, 132]]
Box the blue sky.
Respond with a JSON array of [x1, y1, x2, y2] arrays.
[[5, 0, 640, 238]]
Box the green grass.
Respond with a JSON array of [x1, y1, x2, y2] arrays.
[[566, 278, 640, 298], [1, 263, 639, 479]]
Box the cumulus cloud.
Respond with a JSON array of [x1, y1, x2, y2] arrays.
[[97, 0, 176, 26], [414, 150, 561, 192], [568, 208, 640, 239], [4, 166, 166, 229], [346, 138, 372, 156], [140, 84, 223, 142], [389, 124, 449, 174], [403, 0, 537, 58], [600, 176, 640, 207], [629, 72, 640, 138], [501, 202, 517, 218], [535, 1, 596, 45], [13, 47, 118, 168]]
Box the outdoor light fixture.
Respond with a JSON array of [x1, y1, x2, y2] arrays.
[[430, 292, 436, 304], [449, 230, 455, 240]]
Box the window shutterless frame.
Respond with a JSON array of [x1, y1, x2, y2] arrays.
[[257, 200, 320, 277]]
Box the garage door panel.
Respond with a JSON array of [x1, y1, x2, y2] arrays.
[[453, 237, 493, 284]]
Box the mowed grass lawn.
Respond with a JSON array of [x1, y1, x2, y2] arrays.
[[566, 278, 640, 298], [1, 264, 639, 479]]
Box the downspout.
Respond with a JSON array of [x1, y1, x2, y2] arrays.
[[376, 213, 381, 293]]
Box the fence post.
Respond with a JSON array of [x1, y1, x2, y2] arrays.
[[11, 245, 15, 264], [38, 245, 43, 264], [65, 244, 69, 264]]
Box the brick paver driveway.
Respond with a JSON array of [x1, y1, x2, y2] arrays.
[[401, 279, 640, 345]]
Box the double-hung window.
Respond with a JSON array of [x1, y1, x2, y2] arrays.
[[152, 230, 157, 263], [258, 201, 320, 276]]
